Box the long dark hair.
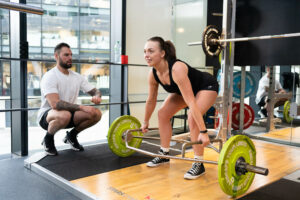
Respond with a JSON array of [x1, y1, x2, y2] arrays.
[[148, 36, 177, 61]]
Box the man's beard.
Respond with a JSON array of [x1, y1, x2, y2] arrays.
[[59, 57, 72, 69]]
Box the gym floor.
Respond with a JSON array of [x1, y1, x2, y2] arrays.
[[1, 125, 300, 200], [2, 133, 299, 200], [70, 139, 300, 200]]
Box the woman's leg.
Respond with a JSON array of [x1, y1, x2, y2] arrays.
[[147, 93, 187, 167], [188, 90, 218, 156], [158, 93, 187, 148]]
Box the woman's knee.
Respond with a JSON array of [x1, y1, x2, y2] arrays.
[[158, 107, 172, 121]]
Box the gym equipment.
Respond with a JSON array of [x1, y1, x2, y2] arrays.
[[283, 101, 293, 123], [216, 70, 256, 99], [188, 25, 300, 57], [218, 135, 256, 197], [107, 115, 143, 157], [233, 71, 256, 98], [107, 115, 269, 197], [232, 103, 255, 130], [201, 25, 222, 57], [214, 103, 254, 130]]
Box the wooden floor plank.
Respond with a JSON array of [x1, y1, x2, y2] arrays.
[[72, 139, 300, 200], [261, 127, 300, 143]]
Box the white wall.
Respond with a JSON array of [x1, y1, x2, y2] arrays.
[[126, 0, 173, 126], [173, 0, 207, 68]]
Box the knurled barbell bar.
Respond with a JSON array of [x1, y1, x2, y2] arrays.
[[188, 25, 300, 57], [107, 115, 269, 197]]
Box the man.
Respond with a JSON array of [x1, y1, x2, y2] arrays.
[[37, 42, 102, 156], [256, 66, 286, 118]]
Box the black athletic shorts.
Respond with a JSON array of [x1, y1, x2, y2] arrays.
[[201, 82, 219, 93], [257, 95, 268, 107], [39, 109, 75, 131]]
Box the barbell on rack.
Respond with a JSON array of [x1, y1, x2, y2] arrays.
[[107, 115, 269, 197], [188, 25, 300, 57]]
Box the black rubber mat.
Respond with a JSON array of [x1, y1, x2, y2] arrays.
[[238, 178, 300, 200], [37, 142, 180, 181]]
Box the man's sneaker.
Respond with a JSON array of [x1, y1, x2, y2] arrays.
[[184, 162, 205, 180], [63, 132, 84, 151], [42, 138, 58, 156], [146, 149, 170, 167], [258, 109, 268, 118]]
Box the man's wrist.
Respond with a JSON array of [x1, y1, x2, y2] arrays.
[[200, 130, 208, 134]]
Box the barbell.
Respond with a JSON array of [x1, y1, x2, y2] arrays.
[[107, 115, 269, 197], [188, 25, 300, 57]]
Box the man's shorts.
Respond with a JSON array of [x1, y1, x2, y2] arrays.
[[39, 109, 75, 131], [257, 95, 268, 107]]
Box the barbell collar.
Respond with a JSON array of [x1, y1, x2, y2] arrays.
[[237, 161, 269, 176]]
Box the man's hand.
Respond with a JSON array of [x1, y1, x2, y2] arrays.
[[88, 88, 102, 104], [91, 96, 101, 104]]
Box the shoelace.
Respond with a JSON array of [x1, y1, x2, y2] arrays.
[[152, 157, 164, 163], [188, 163, 201, 175], [152, 151, 169, 163]]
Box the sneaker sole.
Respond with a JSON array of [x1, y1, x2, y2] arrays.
[[42, 141, 58, 156], [146, 161, 170, 167], [184, 172, 206, 180], [63, 138, 83, 151], [45, 151, 58, 156]]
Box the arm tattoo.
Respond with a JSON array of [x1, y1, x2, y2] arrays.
[[88, 88, 102, 97], [56, 100, 80, 112]]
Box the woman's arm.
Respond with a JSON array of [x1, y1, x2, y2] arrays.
[[142, 70, 159, 131]]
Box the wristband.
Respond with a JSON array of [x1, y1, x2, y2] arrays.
[[200, 130, 208, 134]]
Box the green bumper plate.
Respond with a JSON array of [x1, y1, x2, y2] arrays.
[[283, 101, 293, 123], [107, 115, 143, 157], [218, 135, 256, 197]]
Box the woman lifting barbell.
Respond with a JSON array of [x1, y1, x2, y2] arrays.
[[142, 36, 219, 179]]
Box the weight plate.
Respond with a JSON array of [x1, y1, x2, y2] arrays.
[[214, 110, 229, 129], [233, 71, 256, 98], [232, 103, 255, 130], [202, 25, 222, 57], [218, 135, 256, 197], [283, 101, 293, 123], [107, 115, 143, 157]]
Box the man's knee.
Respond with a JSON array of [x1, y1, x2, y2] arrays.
[[88, 107, 102, 122], [93, 108, 102, 122], [50, 111, 72, 127]]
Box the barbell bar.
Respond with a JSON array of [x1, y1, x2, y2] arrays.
[[107, 115, 269, 197], [188, 25, 300, 57], [188, 32, 300, 46], [0, 99, 165, 112]]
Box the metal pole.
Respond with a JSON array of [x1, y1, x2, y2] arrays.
[[0, 1, 44, 15], [188, 32, 300, 46], [218, 32, 300, 43]]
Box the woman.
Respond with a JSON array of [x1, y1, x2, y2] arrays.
[[142, 36, 218, 180]]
